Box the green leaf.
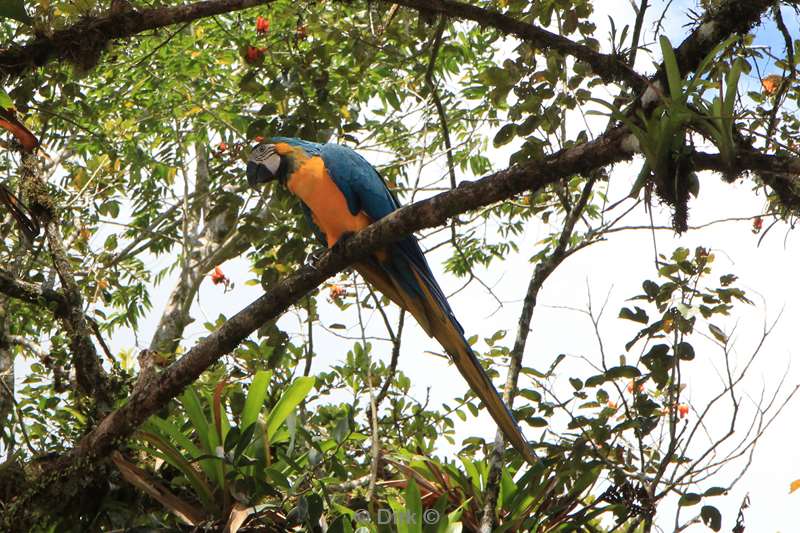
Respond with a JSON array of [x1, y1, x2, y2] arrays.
[[104, 234, 118, 251], [179, 387, 223, 486], [0, 0, 31, 24], [642, 280, 659, 299], [481, 66, 514, 87], [704, 487, 727, 497], [405, 479, 423, 533], [673, 247, 690, 261], [688, 35, 738, 95], [642, 344, 672, 389], [234, 422, 258, 461], [493, 124, 516, 147], [246, 119, 267, 140], [688, 172, 700, 198], [659, 36, 683, 102], [144, 417, 203, 459], [332, 415, 350, 444], [527, 417, 548, 427], [179, 387, 215, 452], [385, 89, 401, 111], [701, 505, 722, 531], [619, 306, 649, 324], [568, 465, 601, 498], [678, 492, 702, 506], [424, 493, 451, 533], [265, 376, 315, 440], [328, 515, 355, 533], [605, 365, 641, 379], [547, 354, 566, 376], [584, 374, 606, 387], [242, 370, 272, 429], [708, 324, 727, 343], [137, 430, 216, 510], [0, 89, 12, 110], [239, 72, 265, 94], [223, 425, 240, 453], [675, 341, 695, 360]]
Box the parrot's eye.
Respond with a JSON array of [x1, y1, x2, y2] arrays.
[[247, 143, 283, 187], [251, 144, 281, 174]]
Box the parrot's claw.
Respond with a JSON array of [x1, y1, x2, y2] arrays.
[[305, 248, 327, 269]]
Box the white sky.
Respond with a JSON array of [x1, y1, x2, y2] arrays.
[[12, 0, 800, 531]]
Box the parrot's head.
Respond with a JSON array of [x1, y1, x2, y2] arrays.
[[246, 142, 289, 188]]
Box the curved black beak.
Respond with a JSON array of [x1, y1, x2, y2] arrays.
[[246, 160, 276, 188]]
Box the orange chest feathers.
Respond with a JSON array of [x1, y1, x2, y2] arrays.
[[286, 156, 372, 248]]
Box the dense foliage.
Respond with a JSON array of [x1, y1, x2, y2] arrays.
[[0, 0, 798, 530]]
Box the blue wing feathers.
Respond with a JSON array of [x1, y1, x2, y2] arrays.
[[319, 141, 466, 335], [276, 137, 465, 336]]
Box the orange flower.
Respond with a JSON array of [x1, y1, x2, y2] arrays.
[[256, 16, 270, 34], [217, 142, 228, 152], [329, 284, 346, 300], [678, 403, 689, 418], [244, 46, 265, 64], [752, 216, 763, 233], [606, 400, 618, 410], [211, 266, 228, 286], [762, 74, 782, 95], [626, 380, 644, 394], [98, 278, 109, 290]]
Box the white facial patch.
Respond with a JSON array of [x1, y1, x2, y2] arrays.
[[249, 143, 281, 175]]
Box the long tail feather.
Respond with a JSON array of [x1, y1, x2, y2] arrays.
[[356, 243, 536, 463], [409, 268, 537, 464]]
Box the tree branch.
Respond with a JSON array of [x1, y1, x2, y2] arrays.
[[22, 153, 113, 408], [397, 0, 646, 89], [480, 176, 597, 532], [691, 150, 800, 212], [0, 0, 277, 78], [0, 268, 65, 309], [0, 0, 642, 89]]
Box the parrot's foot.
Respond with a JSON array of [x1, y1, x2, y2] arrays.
[[331, 231, 355, 256], [305, 247, 327, 269]]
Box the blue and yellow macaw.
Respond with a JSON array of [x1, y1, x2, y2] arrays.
[[247, 137, 535, 463]]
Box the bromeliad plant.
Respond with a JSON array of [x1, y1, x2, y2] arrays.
[[117, 371, 315, 529], [595, 35, 743, 230]]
